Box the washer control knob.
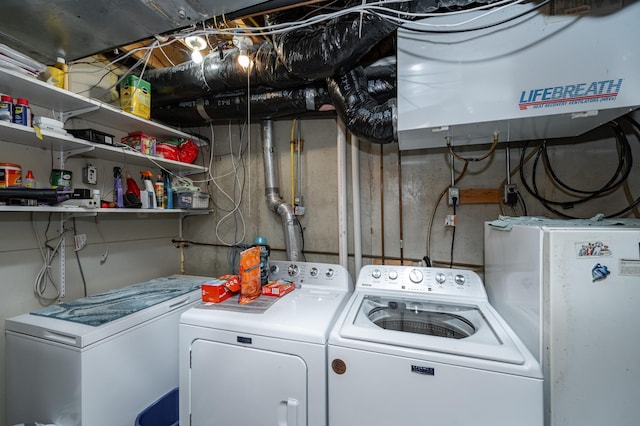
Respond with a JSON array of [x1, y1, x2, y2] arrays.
[[270, 264, 279, 275], [388, 270, 398, 280], [310, 267, 319, 277], [371, 269, 382, 279], [288, 264, 299, 277], [455, 274, 466, 285], [325, 268, 335, 278], [409, 269, 423, 284], [435, 272, 446, 284]]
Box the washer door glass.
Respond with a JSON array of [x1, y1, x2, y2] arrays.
[[359, 295, 482, 339]]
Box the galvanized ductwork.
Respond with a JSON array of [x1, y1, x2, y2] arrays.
[[261, 119, 301, 261]]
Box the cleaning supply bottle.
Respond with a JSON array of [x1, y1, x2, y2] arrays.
[[155, 175, 165, 209], [113, 167, 124, 208], [24, 170, 35, 188], [252, 236, 271, 286], [162, 170, 173, 209], [125, 173, 141, 199], [54, 57, 69, 90], [140, 171, 156, 209]]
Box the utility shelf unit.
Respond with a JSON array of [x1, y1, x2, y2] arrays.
[[0, 66, 207, 176], [0, 66, 209, 298]]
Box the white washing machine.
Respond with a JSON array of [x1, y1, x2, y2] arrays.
[[328, 265, 543, 426], [179, 260, 353, 426]]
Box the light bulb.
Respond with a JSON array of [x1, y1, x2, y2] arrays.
[[238, 52, 250, 68], [191, 49, 203, 64]]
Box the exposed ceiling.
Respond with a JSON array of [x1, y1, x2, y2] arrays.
[[0, 0, 303, 67]]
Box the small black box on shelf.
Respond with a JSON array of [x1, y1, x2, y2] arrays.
[[67, 128, 115, 145]]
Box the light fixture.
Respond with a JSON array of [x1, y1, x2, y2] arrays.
[[232, 35, 253, 69], [185, 35, 207, 64], [191, 49, 203, 64], [237, 50, 251, 68]]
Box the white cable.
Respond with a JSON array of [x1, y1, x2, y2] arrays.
[[214, 122, 247, 246], [32, 213, 63, 303]]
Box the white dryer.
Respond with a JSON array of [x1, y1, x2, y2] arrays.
[[328, 265, 543, 426], [179, 261, 353, 426]]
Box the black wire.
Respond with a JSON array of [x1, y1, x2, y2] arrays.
[[541, 121, 631, 201], [72, 217, 88, 297], [449, 200, 457, 268], [520, 117, 638, 218], [296, 216, 307, 261]]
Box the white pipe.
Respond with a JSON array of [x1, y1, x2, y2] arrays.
[[350, 133, 362, 279], [337, 118, 348, 269]]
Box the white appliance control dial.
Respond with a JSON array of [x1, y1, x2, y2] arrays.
[[371, 269, 382, 279], [325, 268, 335, 278], [435, 272, 446, 284], [455, 274, 466, 285], [388, 270, 398, 280], [409, 269, 423, 283], [309, 267, 319, 277], [288, 264, 299, 277]]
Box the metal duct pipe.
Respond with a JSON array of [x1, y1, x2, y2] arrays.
[[261, 120, 301, 261]]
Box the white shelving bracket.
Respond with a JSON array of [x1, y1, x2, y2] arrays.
[[59, 105, 100, 123], [63, 146, 95, 162]]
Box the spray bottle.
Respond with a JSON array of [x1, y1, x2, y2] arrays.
[[140, 170, 156, 209], [113, 167, 124, 208]]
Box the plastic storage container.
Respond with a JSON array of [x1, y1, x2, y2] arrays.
[[135, 388, 178, 426]]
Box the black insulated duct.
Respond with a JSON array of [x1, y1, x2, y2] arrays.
[[145, 0, 494, 143], [327, 66, 396, 144], [151, 65, 396, 126]]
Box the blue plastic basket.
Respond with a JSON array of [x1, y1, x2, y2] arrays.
[[135, 388, 179, 426]]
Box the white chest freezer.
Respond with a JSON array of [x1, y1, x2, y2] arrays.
[[5, 274, 213, 426]]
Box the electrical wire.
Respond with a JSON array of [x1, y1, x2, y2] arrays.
[[519, 118, 638, 218], [72, 217, 88, 297], [32, 212, 65, 304], [446, 133, 499, 162], [425, 159, 469, 264]]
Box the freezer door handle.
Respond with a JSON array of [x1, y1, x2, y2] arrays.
[[278, 398, 299, 426], [167, 296, 190, 311], [42, 329, 79, 345]]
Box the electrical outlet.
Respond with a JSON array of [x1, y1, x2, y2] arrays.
[[504, 184, 518, 205], [448, 187, 460, 206], [83, 164, 97, 185]]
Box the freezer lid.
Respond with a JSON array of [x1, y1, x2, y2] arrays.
[[5, 275, 212, 348]]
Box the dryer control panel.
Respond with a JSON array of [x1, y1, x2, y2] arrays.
[[357, 265, 487, 299], [268, 260, 354, 291]]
